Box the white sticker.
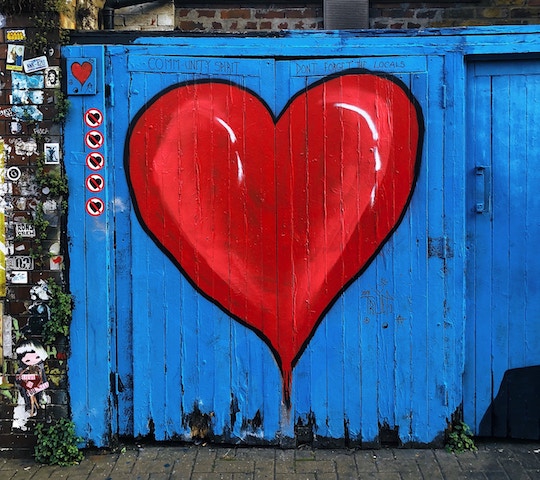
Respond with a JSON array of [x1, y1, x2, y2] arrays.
[[6, 256, 34, 270], [15, 223, 36, 238], [6, 166, 21, 181], [10, 271, 28, 284], [23, 55, 48, 74]]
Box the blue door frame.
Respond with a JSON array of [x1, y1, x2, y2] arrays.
[[63, 27, 540, 447]]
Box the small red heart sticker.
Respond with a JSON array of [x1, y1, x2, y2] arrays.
[[127, 72, 423, 403], [71, 61, 93, 85]]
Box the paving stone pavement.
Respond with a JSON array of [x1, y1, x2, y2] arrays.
[[1, 440, 540, 479]]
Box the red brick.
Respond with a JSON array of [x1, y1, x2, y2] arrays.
[[177, 20, 205, 30], [196, 9, 217, 18], [220, 9, 251, 19]]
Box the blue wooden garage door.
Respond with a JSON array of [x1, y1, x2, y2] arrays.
[[64, 43, 459, 447], [465, 60, 540, 439]]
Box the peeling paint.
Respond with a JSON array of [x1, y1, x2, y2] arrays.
[[241, 410, 263, 433], [295, 411, 316, 444], [183, 403, 215, 442]]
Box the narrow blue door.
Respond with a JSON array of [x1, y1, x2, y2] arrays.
[[465, 60, 540, 439], [107, 49, 282, 441], [275, 56, 459, 445]]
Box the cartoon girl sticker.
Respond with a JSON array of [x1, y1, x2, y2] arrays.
[[15, 339, 49, 417]]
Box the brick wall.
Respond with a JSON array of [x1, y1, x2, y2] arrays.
[[175, 5, 323, 31], [102, 0, 540, 32], [370, 0, 540, 29], [111, 2, 323, 31], [186, 1, 539, 30], [0, 14, 68, 450]]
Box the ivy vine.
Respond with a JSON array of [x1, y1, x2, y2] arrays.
[[35, 418, 83, 466], [29, 202, 50, 264], [36, 154, 69, 198], [42, 279, 73, 346], [445, 421, 477, 453]]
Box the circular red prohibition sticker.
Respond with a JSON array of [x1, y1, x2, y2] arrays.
[[85, 130, 104, 149], [86, 173, 105, 193], [86, 152, 105, 171], [84, 108, 104, 128], [86, 197, 105, 216]]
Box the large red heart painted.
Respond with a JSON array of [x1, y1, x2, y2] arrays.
[[126, 71, 423, 403]]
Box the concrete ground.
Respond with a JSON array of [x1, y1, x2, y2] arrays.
[[1, 440, 540, 479]]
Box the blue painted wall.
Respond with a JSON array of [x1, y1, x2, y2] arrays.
[[63, 27, 540, 447]]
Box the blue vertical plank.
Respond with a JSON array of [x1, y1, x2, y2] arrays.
[[342, 283, 362, 443], [390, 73, 413, 444], [465, 66, 493, 434], [490, 75, 511, 437], [442, 52, 466, 423], [357, 263, 380, 444], [507, 74, 527, 371], [106, 46, 134, 437], [130, 72, 154, 438], [64, 45, 112, 447], [425, 56, 449, 442], [65, 152, 90, 434], [407, 70, 430, 444], [409, 213, 429, 444], [525, 74, 540, 370]]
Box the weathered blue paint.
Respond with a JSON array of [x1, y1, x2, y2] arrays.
[[464, 59, 540, 439], [64, 27, 540, 447], [64, 45, 114, 446]]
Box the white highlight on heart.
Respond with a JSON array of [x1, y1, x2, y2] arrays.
[[216, 116, 244, 183], [334, 103, 379, 141], [216, 117, 237, 143], [334, 103, 381, 172], [235, 152, 244, 182], [335, 103, 382, 206]]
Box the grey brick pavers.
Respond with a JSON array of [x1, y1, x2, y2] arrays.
[[0, 440, 539, 479]]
